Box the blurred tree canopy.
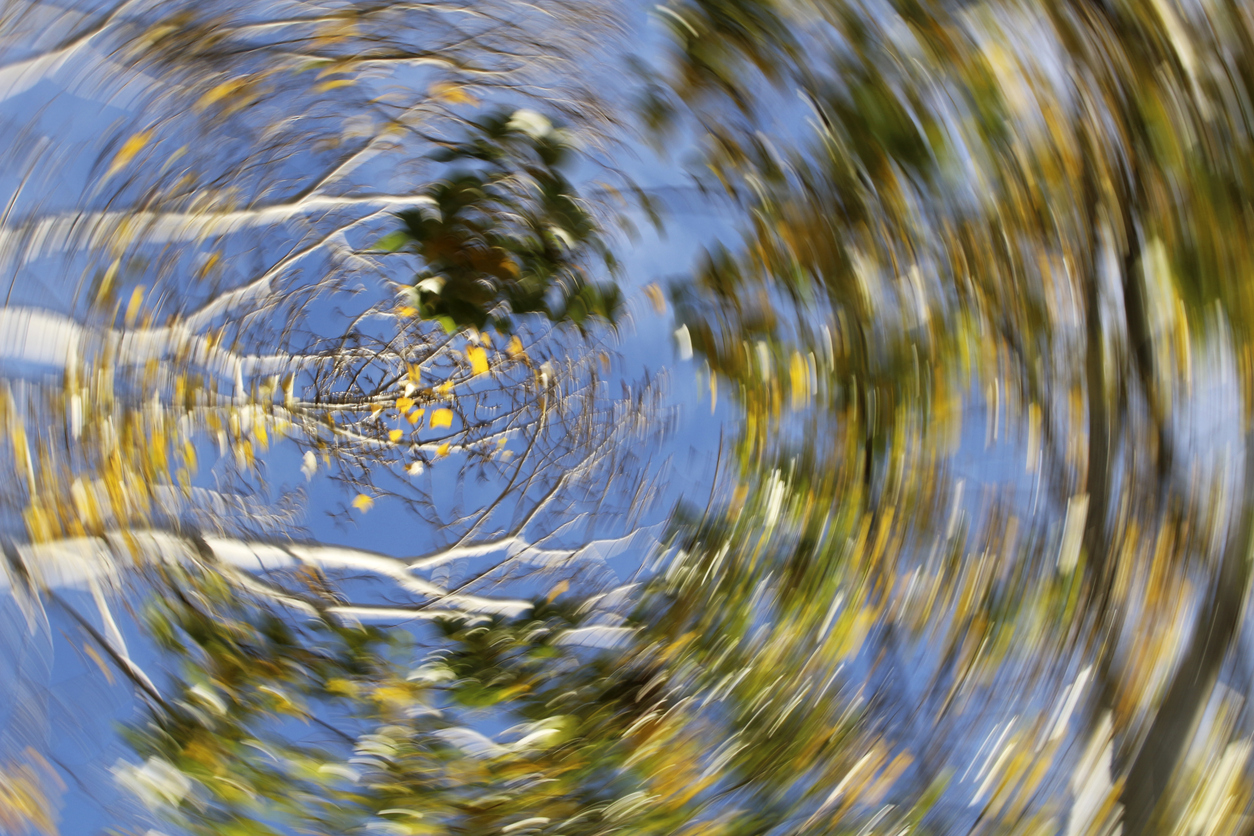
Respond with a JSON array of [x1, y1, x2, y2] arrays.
[[653, 0, 1254, 833], [8, 0, 1254, 835], [380, 110, 623, 333]]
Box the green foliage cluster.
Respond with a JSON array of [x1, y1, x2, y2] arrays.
[[128, 565, 772, 836], [377, 110, 622, 333]]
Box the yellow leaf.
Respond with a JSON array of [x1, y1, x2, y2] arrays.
[[108, 130, 152, 177], [351, 494, 374, 512], [196, 252, 220, 281], [125, 286, 144, 327], [316, 61, 352, 79], [546, 580, 569, 603], [196, 80, 243, 110], [430, 408, 453, 429], [327, 678, 358, 696], [407, 408, 425, 425], [396, 397, 415, 413], [480, 332, 492, 347], [407, 364, 422, 385], [789, 351, 810, 410], [467, 346, 489, 375], [397, 306, 419, 318], [370, 403, 384, 418], [645, 282, 666, 314], [0, 756, 60, 836], [84, 643, 116, 685], [315, 78, 356, 93], [507, 335, 526, 359], [97, 259, 120, 305], [430, 81, 478, 105], [437, 381, 454, 396], [436, 443, 450, 457], [389, 429, 403, 443], [373, 685, 412, 707]]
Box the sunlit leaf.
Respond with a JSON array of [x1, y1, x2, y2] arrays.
[[107, 131, 152, 177], [125, 286, 144, 328], [430, 409, 453, 429], [429, 81, 478, 106], [467, 346, 489, 376], [375, 232, 411, 252], [351, 494, 374, 513], [507, 335, 527, 360], [196, 81, 242, 110], [196, 252, 221, 281], [314, 79, 356, 93], [645, 283, 667, 314]]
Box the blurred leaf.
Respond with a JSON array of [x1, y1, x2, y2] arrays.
[[374, 232, 411, 253], [107, 131, 152, 177], [314, 79, 355, 93], [430, 81, 478, 106], [125, 286, 145, 327]]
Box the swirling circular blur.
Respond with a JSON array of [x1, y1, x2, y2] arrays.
[[2, 2, 1254, 836]]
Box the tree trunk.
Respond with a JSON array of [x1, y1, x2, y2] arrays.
[[1119, 423, 1253, 836]]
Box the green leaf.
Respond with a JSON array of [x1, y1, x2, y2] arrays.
[[372, 231, 411, 252]]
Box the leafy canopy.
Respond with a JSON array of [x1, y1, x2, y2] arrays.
[[379, 109, 622, 334]]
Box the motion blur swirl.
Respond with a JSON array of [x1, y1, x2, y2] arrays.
[[0, 1, 1252, 835]]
